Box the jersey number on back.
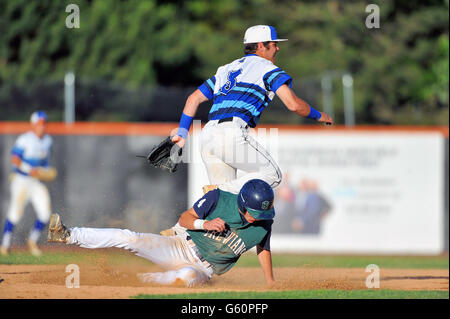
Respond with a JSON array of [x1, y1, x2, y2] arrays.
[[220, 69, 242, 95], [197, 199, 206, 208]]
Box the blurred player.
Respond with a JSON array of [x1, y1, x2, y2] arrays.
[[48, 179, 276, 287], [0, 111, 56, 257]]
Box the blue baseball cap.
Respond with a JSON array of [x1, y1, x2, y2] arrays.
[[243, 25, 288, 44]]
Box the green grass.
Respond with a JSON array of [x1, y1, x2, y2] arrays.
[[134, 290, 449, 299], [236, 254, 449, 269], [0, 251, 85, 265], [1, 249, 448, 270]]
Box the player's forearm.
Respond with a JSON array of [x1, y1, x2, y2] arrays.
[[177, 89, 208, 139], [292, 96, 313, 117], [257, 246, 275, 285], [178, 209, 200, 230], [11, 155, 22, 167], [277, 85, 325, 121], [181, 89, 209, 118], [11, 155, 34, 174], [182, 90, 205, 116]]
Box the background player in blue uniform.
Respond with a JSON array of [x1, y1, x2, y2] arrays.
[[1, 111, 57, 257]]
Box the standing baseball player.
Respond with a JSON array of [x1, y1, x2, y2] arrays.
[[0, 111, 57, 257], [172, 25, 333, 194], [48, 179, 276, 287]]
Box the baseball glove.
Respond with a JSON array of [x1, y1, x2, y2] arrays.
[[34, 167, 58, 182], [145, 136, 182, 173]]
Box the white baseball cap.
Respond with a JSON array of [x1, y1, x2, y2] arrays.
[[243, 25, 288, 44]]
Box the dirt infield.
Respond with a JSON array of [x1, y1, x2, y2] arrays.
[[0, 261, 448, 299]]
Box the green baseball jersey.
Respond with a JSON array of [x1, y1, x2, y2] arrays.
[[187, 189, 273, 275]]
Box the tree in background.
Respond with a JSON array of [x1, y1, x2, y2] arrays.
[[0, 0, 448, 124]]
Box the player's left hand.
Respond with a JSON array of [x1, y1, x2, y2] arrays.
[[171, 135, 186, 148]]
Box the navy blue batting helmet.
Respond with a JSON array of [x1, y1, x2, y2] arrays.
[[237, 179, 275, 220]]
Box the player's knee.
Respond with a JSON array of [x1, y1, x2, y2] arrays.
[[6, 213, 21, 225]]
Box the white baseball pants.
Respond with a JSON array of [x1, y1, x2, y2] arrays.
[[68, 227, 213, 287], [200, 117, 282, 194], [7, 173, 51, 224]]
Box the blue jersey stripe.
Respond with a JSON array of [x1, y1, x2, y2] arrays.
[[209, 81, 270, 128], [267, 70, 286, 85], [231, 86, 266, 101], [212, 94, 269, 114], [206, 78, 215, 90], [198, 76, 216, 100], [11, 146, 24, 158], [263, 68, 282, 81], [22, 158, 48, 167], [270, 73, 293, 92], [210, 99, 261, 117], [263, 68, 283, 90], [209, 107, 261, 128], [199, 83, 214, 100], [214, 83, 267, 101], [209, 108, 253, 121], [13, 168, 30, 176], [214, 90, 268, 108], [237, 82, 267, 96]]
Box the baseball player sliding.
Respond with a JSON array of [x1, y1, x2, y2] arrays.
[[0, 111, 57, 257], [160, 25, 333, 236], [48, 179, 276, 287]]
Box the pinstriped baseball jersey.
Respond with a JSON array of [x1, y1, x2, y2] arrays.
[[11, 131, 52, 176], [198, 54, 293, 128]]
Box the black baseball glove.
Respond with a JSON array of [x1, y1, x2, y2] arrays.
[[145, 136, 182, 173]]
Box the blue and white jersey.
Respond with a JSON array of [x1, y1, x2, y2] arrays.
[[198, 54, 293, 128], [11, 131, 53, 176]]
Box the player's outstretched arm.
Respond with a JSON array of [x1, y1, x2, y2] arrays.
[[172, 89, 209, 148], [256, 245, 275, 286], [276, 84, 334, 125], [178, 207, 226, 232]]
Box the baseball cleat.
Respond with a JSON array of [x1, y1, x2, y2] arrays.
[[47, 213, 71, 243], [0, 246, 9, 257], [202, 184, 218, 194], [27, 240, 42, 257]]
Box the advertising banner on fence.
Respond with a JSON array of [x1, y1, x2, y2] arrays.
[[188, 128, 445, 254]]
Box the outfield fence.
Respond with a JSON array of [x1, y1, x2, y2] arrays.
[[0, 122, 448, 254]]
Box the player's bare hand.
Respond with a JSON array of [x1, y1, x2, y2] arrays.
[[266, 279, 276, 288], [171, 135, 186, 148], [203, 218, 226, 232], [318, 112, 334, 126], [29, 169, 40, 178]]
